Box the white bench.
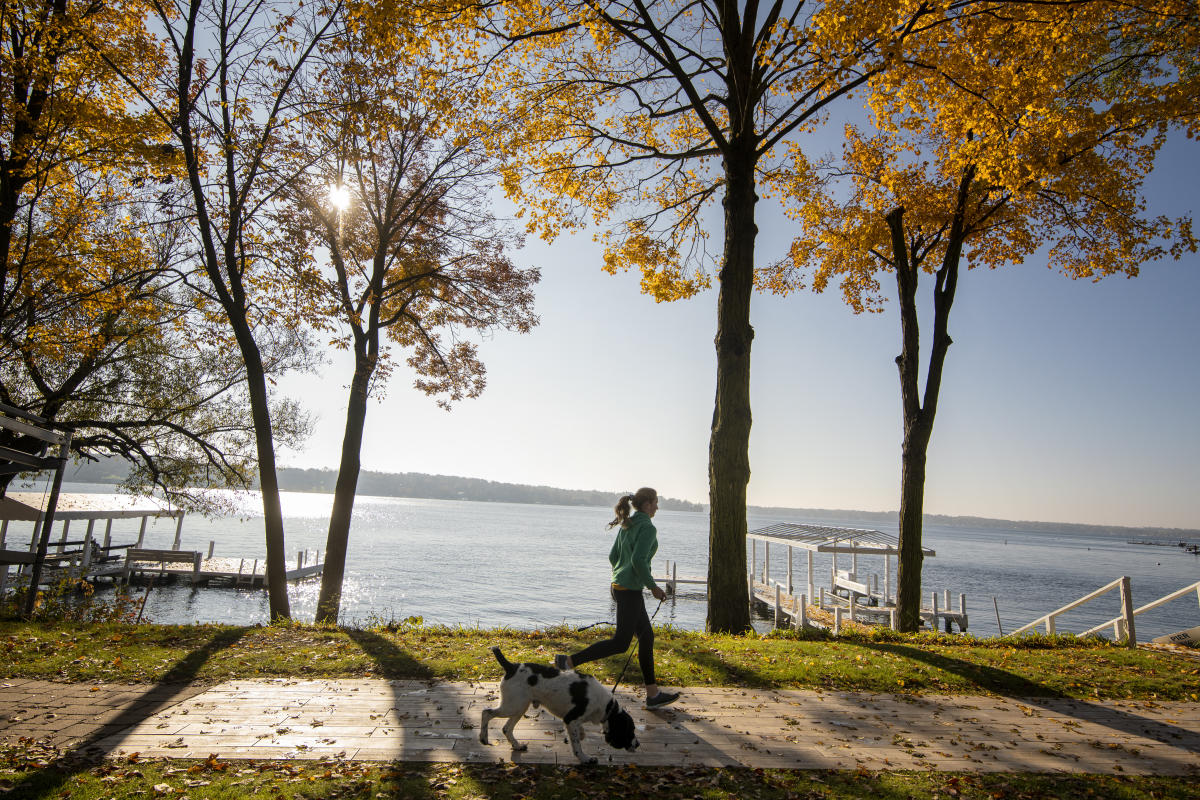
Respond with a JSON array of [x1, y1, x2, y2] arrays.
[[123, 548, 202, 582]]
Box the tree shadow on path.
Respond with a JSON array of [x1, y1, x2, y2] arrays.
[[9, 626, 248, 796], [854, 641, 1200, 752]]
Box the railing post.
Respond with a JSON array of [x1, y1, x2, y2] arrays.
[[208, 540, 215, 559], [1119, 575, 1136, 647], [173, 514, 184, 550], [774, 583, 782, 628], [764, 542, 770, 584], [56, 520, 70, 554], [1046, 614, 1056, 636], [931, 592, 938, 632], [82, 522, 95, 567], [889, 607, 897, 630], [797, 594, 807, 630], [807, 550, 815, 606], [833, 606, 842, 636], [884, 553, 891, 605], [787, 546, 793, 595]]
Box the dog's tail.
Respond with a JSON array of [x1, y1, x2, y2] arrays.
[[490, 646, 519, 680]]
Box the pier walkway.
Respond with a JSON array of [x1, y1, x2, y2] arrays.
[[2, 678, 1197, 773]]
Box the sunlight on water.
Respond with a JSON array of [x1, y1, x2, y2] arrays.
[[47, 484, 1200, 639]]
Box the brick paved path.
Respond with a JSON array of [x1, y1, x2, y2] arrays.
[[2, 678, 1197, 773]]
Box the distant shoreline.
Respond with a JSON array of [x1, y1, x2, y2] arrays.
[[62, 459, 1200, 540]]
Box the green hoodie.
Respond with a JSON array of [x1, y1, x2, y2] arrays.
[[609, 510, 659, 592]]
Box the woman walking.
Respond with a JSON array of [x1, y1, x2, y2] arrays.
[[555, 487, 680, 709]]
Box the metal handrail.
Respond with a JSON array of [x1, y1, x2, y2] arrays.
[[1010, 576, 1136, 645], [1079, 580, 1200, 638]]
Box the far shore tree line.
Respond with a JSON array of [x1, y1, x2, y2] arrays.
[[1, 0, 1195, 631]]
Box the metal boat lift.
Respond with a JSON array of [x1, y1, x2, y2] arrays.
[[0, 402, 72, 615]]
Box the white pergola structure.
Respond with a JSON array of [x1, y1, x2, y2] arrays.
[[1, 492, 185, 595], [748, 522, 936, 607]]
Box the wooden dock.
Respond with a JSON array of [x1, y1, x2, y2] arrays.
[[1, 492, 323, 593], [656, 519, 972, 634], [89, 549, 324, 588], [748, 576, 968, 634]]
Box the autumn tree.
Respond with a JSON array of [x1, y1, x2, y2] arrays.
[[458, 0, 963, 632], [99, 0, 343, 619], [277, 18, 539, 624], [0, 0, 296, 507], [761, 0, 1198, 630]]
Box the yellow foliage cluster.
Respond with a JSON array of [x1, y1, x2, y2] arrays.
[[2, 0, 179, 369], [760, 0, 1198, 311]]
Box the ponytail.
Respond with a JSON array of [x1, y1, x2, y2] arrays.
[[607, 487, 657, 529]]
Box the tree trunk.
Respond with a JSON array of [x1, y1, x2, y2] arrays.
[[237, 324, 291, 621], [888, 208, 924, 631], [887, 174, 968, 630], [315, 351, 372, 625], [896, 424, 931, 631], [706, 142, 756, 634]]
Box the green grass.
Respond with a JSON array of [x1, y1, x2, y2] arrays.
[[2, 620, 1198, 700], [0, 746, 1196, 800]]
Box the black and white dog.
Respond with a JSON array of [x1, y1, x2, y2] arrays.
[[479, 646, 639, 764]]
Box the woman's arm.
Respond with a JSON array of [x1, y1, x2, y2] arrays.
[[630, 522, 660, 593]]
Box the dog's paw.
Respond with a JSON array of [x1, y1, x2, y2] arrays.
[[478, 734, 488, 745], [580, 756, 597, 766], [513, 743, 528, 752]]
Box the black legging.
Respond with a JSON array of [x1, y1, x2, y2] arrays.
[[570, 585, 656, 685]]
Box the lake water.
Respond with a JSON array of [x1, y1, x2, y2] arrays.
[[27, 484, 1200, 640]]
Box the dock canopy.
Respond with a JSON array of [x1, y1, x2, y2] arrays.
[[748, 523, 936, 557], [1, 492, 180, 523]]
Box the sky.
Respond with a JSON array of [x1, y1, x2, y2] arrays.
[[275, 131, 1200, 532]]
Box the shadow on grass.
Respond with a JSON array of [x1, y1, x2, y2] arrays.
[[664, 643, 778, 689], [9, 625, 249, 796], [343, 628, 435, 680]]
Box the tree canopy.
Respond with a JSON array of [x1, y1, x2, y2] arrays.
[[757, 0, 1198, 630], [0, 0, 305, 507]]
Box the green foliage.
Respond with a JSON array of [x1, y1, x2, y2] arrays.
[[0, 576, 140, 625]]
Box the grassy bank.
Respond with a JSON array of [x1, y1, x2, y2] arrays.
[[1, 745, 1196, 800], [2, 620, 1198, 700]]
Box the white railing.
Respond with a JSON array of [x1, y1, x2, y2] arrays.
[[1010, 576, 1137, 646], [1079, 580, 1200, 640]]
